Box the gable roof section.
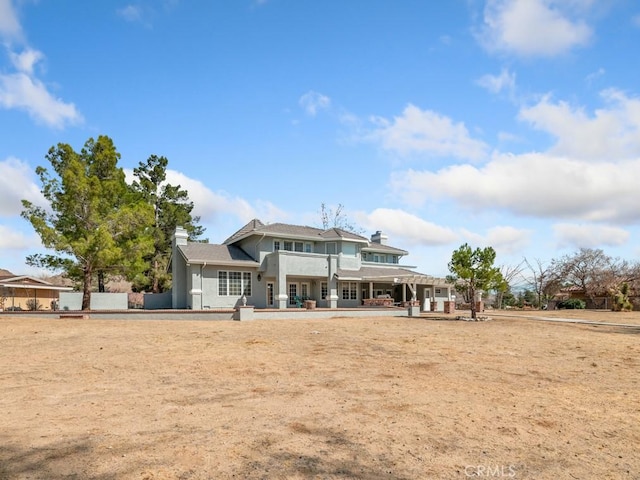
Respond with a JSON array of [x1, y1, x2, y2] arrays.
[[319, 228, 368, 243], [223, 218, 265, 244], [0, 275, 73, 291], [224, 219, 370, 245], [178, 243, 259, 266]]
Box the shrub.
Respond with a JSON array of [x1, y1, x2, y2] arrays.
[[557, 298, 586, 309], [25, 299, 42, 311], [612, 283, 633, 312]]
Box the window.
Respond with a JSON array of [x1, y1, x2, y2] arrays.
[[326, 242, 337, 254], [218, 271, 227, 296], [294, 241, 304, 252], [219, 271, 251, 296], [229, 272, 242, 295], [342, 242, 356, 256], [305, 243, 312, 253], [321, 282, 328, 299], [274, 240, 281, 251], [243, 272, 252, 296], [301, 283, 309, 298], [284, 241, 293, 251], [341, 282, 357, 300]]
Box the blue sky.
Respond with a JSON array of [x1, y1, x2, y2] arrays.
[[1, 0, 640, 279]]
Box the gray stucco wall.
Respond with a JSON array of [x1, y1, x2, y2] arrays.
[[144, 291, 172, 310], [59, 292, 128, 310]]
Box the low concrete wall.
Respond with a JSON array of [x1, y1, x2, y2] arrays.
[[1, 307, 410, 321], [144, 292, 172, 310], [59, 292, 128, 311]]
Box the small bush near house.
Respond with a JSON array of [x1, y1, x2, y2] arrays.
[[557, 299, 586, 309], [25, 299, 42, 311]]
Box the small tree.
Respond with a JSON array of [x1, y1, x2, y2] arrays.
[[448, 243, 503, 320], [611, 282, 633, 312]]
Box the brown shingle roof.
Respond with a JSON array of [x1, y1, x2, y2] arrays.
[[178, 243, 258, 265], [224, 220, 370, 244]]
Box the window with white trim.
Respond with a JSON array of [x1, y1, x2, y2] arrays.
[[341, 282, 357, 300], [321, 282, 327, 299], [274, 240, 281, 251], [218, 271, 252, 296], [284, 241, 293, 251]]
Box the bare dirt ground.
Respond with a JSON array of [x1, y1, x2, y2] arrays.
[[0, 311, 638, 479]]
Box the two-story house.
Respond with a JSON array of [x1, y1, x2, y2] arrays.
[[171, 220, 452, 311]]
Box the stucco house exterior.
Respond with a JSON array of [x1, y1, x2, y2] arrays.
[[0, 270, 73, 311], [171, 220, 452, 311]]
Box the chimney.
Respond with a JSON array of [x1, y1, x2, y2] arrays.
[[371, 230, 388, 245], [173, 226, 188, 247]]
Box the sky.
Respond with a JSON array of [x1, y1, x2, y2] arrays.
[[1, 0, 640, 280]]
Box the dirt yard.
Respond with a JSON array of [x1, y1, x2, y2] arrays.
[[0, 310, 638, 479]]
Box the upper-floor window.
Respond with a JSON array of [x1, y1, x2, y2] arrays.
[[274, 240, 280, 251], [342, 242, 356, 256], [283, 241, 293, 251]]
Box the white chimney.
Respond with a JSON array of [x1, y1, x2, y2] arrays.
[[371, 231, 388, 245]]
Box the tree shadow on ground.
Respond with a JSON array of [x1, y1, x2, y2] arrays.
[[0, 436, 112, 480], [236, 425, 415, 480], [590, 325, 640, 335]]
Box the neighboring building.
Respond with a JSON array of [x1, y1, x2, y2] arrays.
[[171, 220, 452, 311], [0, 270, 73, 311]]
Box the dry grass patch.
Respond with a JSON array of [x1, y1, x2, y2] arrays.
[[0, 314, 638, 479]]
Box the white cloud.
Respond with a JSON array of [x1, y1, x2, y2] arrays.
[[117, 4, 144, 22], [390, 152, 640, 224], [0, 157, 45, 217], [461, 225, 532, 255], [0, 224, 42, 250], [477, 68, 516, 95], [519, 89, 640, 160], [553, 223, 630, 248], [366, 104, 488, 161], [124, 168, 287, 225], [0, 71, 83, 128], [0, 0, 22, 40], [9, 48, 43, 75], [299, 91, 331, 116], [479, 0, 592, 57], [0, 5, 83, 129], [357, 208, 458, 246]]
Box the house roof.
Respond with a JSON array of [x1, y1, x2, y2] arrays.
[[0, 275, 73, 291], [362, 243, 408, 255], [335, 266, 450, 285], [223, 219, 405, 248], [178, 243, 259, 266]]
